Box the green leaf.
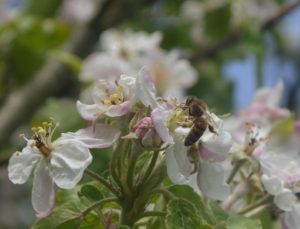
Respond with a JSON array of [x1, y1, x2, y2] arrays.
[[204, 3, 231, 40], [226, 216, 262, 229], [117, 226, 131, 229], [165, 199, 203, 229], [32, 201, 84, 229], [168, 185, 215, 225], [25, 0, 63, 18], [79, 184, 104, 202], [210, 201, 229, 222]]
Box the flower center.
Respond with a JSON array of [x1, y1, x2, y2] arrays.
[[244, 122, 266, 155], [101, 82, 125, 106], [22, 120, 59, 157]]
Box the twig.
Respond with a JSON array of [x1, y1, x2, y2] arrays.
[[84, 169, 120, 197], [0, 0, 157, 152], [188, 0, 300, 62]]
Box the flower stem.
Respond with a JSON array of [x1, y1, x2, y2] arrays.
[[141, 150, 160, 184], [226, 158, 247, 184], [238, 195, 272, 214], [84, 169, 119, 197], [151, 188, 176, 201], [81, 197, 119, 217]]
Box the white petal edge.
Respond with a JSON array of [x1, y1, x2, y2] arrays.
[[76, 100, 100, 121], [61, 124, 121, 148], [32, 160, 56, 218], [50, 141, 92, 189], [151, 107, 174, 144], [261, 174, 284, 196], [274, 189, 296, 212], [8, 146, 41, 184], [136, 67, 158, 108], [197, 162, 230, 201]]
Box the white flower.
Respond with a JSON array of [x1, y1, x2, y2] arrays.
[[199, 113, 232, 162], [258, 134, 300, 212], [100, 29, 162, 60], [281, 204, 300, 229], [80, 30, 198, 99], [164, 108, 232, 200], [134, 50, 197, 98], [77, 74, 137, 120], [59, 0, 95, 24], [8, 121, 119, 218], [77, 68, 158, 120], [80, 53, 133, 82]]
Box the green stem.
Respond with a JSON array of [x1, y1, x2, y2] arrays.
[[84, 169, 119, 197], [244, 204, 271, 218], [126, 143, 140, 190], [238, 195, 272, 214], [136, 211, 166, 221], [141, 150, 160, 184], [226, 159, 247, 184], [151, 188, 176, 201], [81, 197, 119, 217], [110, 140, 127, 194]]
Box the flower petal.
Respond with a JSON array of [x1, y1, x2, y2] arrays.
[[197, 162, 230, 201], [106, 100, 133, 117], [8, 146, 41, 184], [61, 124, 120, 148], [261, 174, 284, 196], [76, 100, 100, 121], [200, 130, 232, 162], [165, 146, 199, 192], [32, 160, 56, 218], [274, 189, 296, 211], [50, 141, 92, 189], [136, 67, 158, 108], [281, 204, 300, 229], [151, 107, 174, 144]]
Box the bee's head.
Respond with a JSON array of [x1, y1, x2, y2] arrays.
[[185, 96, 195, 106]]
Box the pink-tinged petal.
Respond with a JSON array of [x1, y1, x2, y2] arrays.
[[136, 67, 158, 108], [281, 204, 300, 229], [197, 162, 230, 201], [261, 174, 284, 196], [295, 120, 300, 135], [76, 100, 100, 121], [106, 100, 133, 117], [61, 124, 120, 148], [200, 131, 232, 163], [50, 141, 92, 189], [253, 145, 266, 157], [274, 189, 296, 211], [8, 146, 41, 184], [32, 160, 56, 218], [151, 107, 174, 144]]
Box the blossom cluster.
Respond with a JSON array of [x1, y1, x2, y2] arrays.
[[80, 29, 197, 99], [7, 63, 300, 229]]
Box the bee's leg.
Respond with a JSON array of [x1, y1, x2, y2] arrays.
[[208, 124, 218, 135]]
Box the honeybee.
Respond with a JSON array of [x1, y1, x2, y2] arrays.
[[183, 97, 217, 146]]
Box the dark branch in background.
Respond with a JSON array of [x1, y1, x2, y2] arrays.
[[188, 0, 300, 63], [0, 0, 157, 150]]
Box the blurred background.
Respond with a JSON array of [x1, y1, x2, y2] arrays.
[[0, 0, 300, 228]]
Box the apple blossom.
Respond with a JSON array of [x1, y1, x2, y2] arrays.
[[8, 120, 120, 218], [80, 29, 198, 98], [77, 68, 158, 120]]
